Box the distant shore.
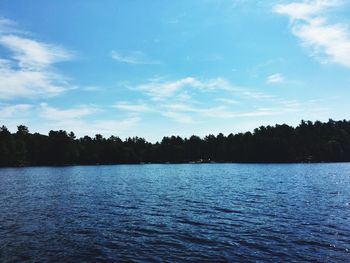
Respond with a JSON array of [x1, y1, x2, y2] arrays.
[[1, 119, 350, 167], [1, 160, 348, 169]]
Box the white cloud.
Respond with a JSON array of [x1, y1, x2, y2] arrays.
[[273, 0, 341, 21], [135, 77, 277, 102], [69, 118, 140, 137], [274, 0, 350, 68], [160, 103, 233, 118], [0, 62, 69, 99], [82, 86, 103, 92], [39, 103, 99, 121], [0, 18, 75, 99], [240, 90, 275, 99], [267, 73, 285, 84], [161, 111, 194, 124], [0, 104, 32, 119], [0, 18, 17, 34], [37, 103, 140, 137], [160, 103, 294, 119], [121, 77, 289, 124], [111, 50, 161, 65], [216, 98, 240, 105], [0, 35, 73, 69], [113, 102, 153, 112], [135, 77, 245, 100], [136, 77, 201, 100], [110, 76, 331, 128]]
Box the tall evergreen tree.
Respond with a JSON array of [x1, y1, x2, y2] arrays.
[[1, 119, 350, 167]]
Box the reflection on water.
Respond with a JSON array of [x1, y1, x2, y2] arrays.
[[1, 163, 350, 262]]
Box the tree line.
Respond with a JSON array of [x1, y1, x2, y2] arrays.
[[0, 119, 350, 167]]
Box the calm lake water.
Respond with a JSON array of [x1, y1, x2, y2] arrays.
[[1, 163, 350, 262]]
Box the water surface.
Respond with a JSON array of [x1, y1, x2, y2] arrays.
[[1, 163, 350, 262]]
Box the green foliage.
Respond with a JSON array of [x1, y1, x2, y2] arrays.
[[0, 120, 350, 167]]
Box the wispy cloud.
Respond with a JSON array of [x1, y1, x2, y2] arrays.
[[274, 0, 350, 68], [50, 117, 140, 138], [82, 86, 103, 92], [113, 102, 153, 112], [161, 111, 194, 124], [160, 103, 299, 119], [273, 0, 341, 21], [117, 76, 328, 125], [0, 35, 73, 69], [136, 77, 202, 100], [38, 103, 139, 137], [0, 103, 32, 119], [0, 18, 75, 99], [0, 18, 18, 34], [39, 103, 99, 121], [216, 98, 240, 105], [0, 62, 70, 99], [111, 50, 161, 65], [135, 77, 250, 101], [266, 73, 285, 84]]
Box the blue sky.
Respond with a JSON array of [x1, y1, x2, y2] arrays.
[[1, 0, 350, 141]]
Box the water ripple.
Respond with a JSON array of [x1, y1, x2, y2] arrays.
[[1, 163, 350, 262]]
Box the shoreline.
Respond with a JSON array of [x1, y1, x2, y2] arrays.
[[1, 161, 349, 169]]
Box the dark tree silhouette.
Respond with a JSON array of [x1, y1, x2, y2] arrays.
[[0, 119, 350, 167]]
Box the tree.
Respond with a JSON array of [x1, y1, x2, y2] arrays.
[[1, 119, 350, 167]]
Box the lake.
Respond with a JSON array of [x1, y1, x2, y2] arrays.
[[0, 163, 350, 262]]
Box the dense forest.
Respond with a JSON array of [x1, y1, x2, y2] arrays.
[[0, 119, 350, 167]]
